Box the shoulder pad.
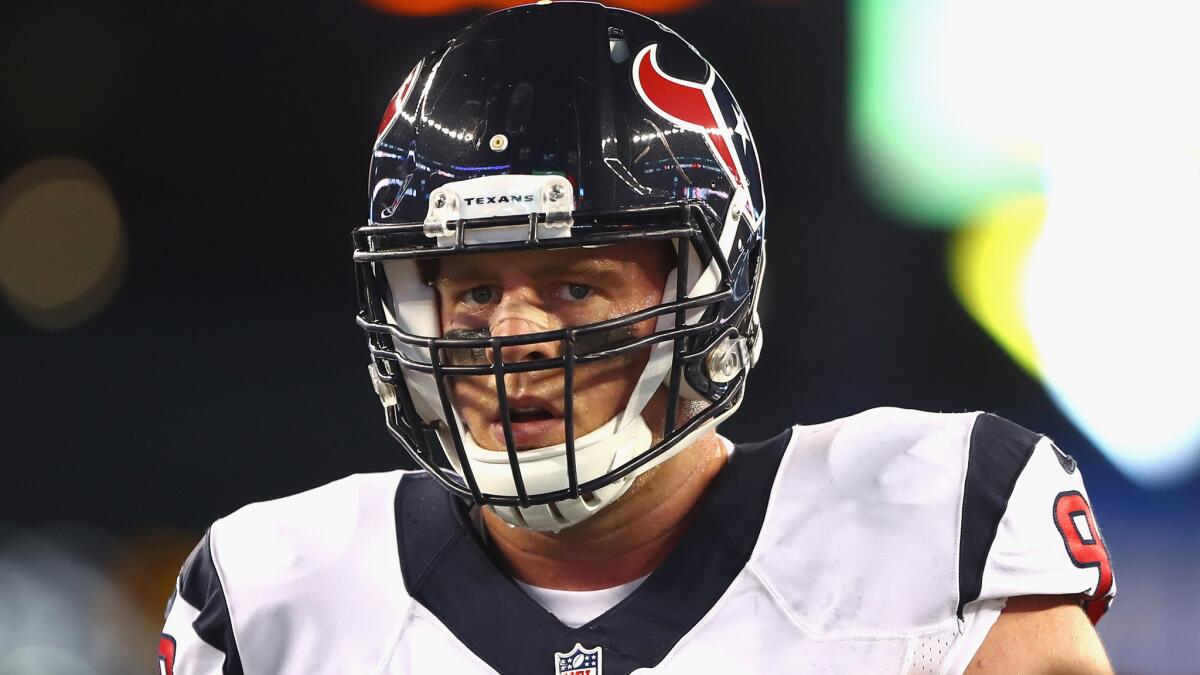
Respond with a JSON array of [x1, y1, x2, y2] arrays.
[[753, 407, 978, 636], [750, 408, 1113, 638], [208, 471, 413, 672]]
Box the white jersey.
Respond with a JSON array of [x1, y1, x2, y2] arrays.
[[159, 408, 1114, 675]]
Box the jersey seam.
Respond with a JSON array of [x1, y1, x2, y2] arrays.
[[370, 579, 422, 675], [747, 559, 960, 642], [950, 411, 981, 630], [413, 529, 467, 594], [208, 519, 251, 675], [938, 597, 1005, 675], [703, 500, 746, 562], [388, 606, 504, 675], [636, 553, 778, 669]]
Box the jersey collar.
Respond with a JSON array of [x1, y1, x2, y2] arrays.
[[394, 427, 792, 675]]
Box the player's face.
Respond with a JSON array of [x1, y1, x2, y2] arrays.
[[435, 241, 673, 452]]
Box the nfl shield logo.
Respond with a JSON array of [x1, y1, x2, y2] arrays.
[[554, 643, 602, 675]]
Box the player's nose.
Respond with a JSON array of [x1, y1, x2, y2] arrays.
[[487, 289, 562, 365]]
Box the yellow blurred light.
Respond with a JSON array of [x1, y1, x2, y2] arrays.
[[947, 194, 1044, 376], [0, 157, 127, 331]]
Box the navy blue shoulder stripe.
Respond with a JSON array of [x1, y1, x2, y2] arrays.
[[178, 530, 245, 675], [958, 413, 1041, 618]]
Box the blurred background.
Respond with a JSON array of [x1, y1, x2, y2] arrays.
[[0, 0, 1195, 672]]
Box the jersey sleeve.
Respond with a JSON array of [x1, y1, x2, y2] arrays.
[[159, 530, 245, 675], [958, 413, 1115, 624]]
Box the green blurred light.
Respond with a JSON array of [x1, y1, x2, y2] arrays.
[[849, 0, 1043, 227]]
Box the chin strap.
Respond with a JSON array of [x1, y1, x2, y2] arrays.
[[442, 411, 653, 532], [477, 415, 653, 532]]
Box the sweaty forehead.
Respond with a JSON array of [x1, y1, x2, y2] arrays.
[[435, 240, 673, 283]]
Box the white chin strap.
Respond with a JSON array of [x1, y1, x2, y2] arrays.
[[443, 301, 674, 533], [446, 413, 653, 532], [444, 391, 744, 533]]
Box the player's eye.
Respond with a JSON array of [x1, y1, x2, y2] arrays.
[[462, 286, 496, 305], [557, 283, 592, 301]]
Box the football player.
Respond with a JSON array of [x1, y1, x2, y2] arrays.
[[159, 3, 1115, 673]]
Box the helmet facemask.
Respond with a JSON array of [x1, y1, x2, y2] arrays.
[[356, 187, 759, 531]]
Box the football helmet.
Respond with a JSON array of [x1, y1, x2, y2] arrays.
[[355, 1, 766, 531]]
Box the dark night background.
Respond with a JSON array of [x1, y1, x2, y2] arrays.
[[0, 1, 1193, 672]]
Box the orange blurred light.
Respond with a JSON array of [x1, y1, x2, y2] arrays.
[[107, 531, 200, 629], [0, 157, 127, 331], [362, 0, 706, 16]]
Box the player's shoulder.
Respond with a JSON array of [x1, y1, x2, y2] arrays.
[[749, 407, 1064, 636], [203, 470, 416, 610], [212, 470, 409, 560], [173, 470, 421, 671], [784, 406, 994, 499], [799, 404, 1013, 446]]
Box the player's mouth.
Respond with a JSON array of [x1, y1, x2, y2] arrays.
[[489, 401, 565, 450]]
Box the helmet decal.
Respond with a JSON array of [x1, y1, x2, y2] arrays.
[[632, 43, 761, 215], [376, 59, 424, 141]]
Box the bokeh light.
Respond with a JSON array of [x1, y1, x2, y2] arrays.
[[0, 158, 127, 332], [855, 0, 1200, 487], [0, 532, 150, 675], [1025, 145, 1200, 487], [849, 0, 1046, 226], [946, 194, 1043, 378]]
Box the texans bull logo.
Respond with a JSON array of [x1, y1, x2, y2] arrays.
[[632, 43, 764, 217], [376, 58, 424, 141]]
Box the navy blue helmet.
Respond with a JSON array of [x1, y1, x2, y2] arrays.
[[355, 1, 766, 531]]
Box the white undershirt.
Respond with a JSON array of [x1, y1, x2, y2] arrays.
[[515, 574, 651, 628]]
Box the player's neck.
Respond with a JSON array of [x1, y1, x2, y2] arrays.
[[481, 430, 726, 591]]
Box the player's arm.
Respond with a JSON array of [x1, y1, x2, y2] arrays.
[[966, 594, 1113, 674], [159, 530, 245, 675]]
